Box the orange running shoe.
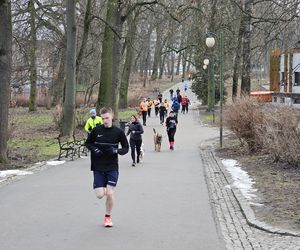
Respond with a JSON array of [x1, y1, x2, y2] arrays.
[[104, 216, 113, 227]]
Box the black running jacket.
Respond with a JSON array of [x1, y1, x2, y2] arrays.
[[85, 125, 129, 171]]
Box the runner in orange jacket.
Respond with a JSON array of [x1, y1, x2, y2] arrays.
[[139, 98, 148, 126]]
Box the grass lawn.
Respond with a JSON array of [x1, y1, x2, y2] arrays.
[[118, 109, 137, 121], [201, 113, 214, 122]]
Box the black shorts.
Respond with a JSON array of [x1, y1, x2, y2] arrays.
[[93, 170, 119, 189]]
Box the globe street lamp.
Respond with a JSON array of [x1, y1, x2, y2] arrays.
[[206, 34, 215, 122], [203, 65, 207, 70], [206, 36, 215, 48], [203, 59, 209, 66], [206, 32, 224, 148]]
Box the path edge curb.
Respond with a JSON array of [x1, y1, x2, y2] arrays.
[[204, 147, 300, 238]]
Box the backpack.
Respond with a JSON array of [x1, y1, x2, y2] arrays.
[[172, 102, 180, 112], [181, 98, 187, 105]]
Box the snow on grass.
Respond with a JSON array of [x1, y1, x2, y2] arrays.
[[0, 170, 33, 178], [222, 159, 258, 201], [46, 160, 65, 166]]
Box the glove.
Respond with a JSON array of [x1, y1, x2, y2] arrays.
[[131, 130, 136, 134], [113, 148, 118, 154], [107, 147, 118, 155], [93, 148, 103, 156]]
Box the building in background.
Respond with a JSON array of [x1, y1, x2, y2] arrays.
[[270, 42, 300, 107]]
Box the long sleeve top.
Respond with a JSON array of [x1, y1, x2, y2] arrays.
[[126, 122, 144, 141], [166, 116, 178, 130], [85, 125, 129, 171]]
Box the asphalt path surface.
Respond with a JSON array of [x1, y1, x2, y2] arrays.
[[0, 82, 224, 250]]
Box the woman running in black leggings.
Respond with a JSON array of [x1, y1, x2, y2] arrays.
[[127, 115, 144, 166], [165, 111, 178, 150]]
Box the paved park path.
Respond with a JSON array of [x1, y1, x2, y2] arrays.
[[0, 82, 225, 250]]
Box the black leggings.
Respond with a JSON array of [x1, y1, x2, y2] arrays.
[[167, 128, 176, 142], [160, 113, 165, 124], [130, 139, 142, 163], [155, 107, 159, 116], [142, 111, 147, 125], [147, 108, 151, 117]]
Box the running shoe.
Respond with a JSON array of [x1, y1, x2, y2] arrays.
[[132, 162, 136, 167], [104, 216, 113, 227]]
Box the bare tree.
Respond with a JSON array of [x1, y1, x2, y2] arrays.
[[76, 0, 92, 80], [61, 0, 76, 136], [96, 0, 116, 110], [28, 0, 37, 111], [0, 0, 12, 164], [119, 14, 137, 109], [232, 7, 244, 98], [241, 0, 254, 94]]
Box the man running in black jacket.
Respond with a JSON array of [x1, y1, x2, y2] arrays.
[[85, 107, 129, 227]]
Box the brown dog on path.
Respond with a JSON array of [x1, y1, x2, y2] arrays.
[[153, 128, 162, 152]]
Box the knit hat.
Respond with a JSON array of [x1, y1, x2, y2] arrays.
[[90, 109, 96, 116]]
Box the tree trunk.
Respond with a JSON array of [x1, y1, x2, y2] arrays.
[[182, 51, 186, 79], [0, 0, 12, 164], [51, 41, 66, 106], [176, 52, 181, 76], [97, 0, 116, 109], [141, 26, 151, 87], [151, 24, 163, 80], [186, 53, 191, 73], [28, 0, 37, 112], [61, 0, 76, 136], [171, 52, 175, 82], [76, 0, 92, 82], [139, 55, 144, 77], [119, 15, 136, 109], [159, 53, 166, 79], [176, 30, 185, 76], [241, 0, 254, 95], [166, 54, 171, 76], [232, 13, 244, 99], [132, 49, 142, 73], [111, 0, 123, 120]]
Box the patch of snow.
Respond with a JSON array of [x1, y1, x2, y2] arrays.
[[222, 159, 257, 200], [0, 170, 33, 178], [46, 160, 65, 166], [249, 202, 264, 207]]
